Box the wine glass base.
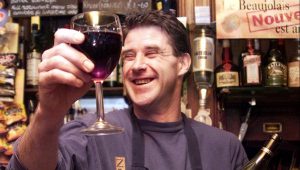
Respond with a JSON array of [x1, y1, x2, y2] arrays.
[[81, 121, 124, 135]]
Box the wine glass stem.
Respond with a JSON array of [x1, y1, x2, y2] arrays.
[[95, 81, 105, 122]]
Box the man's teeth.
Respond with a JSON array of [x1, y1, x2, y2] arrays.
[[135, 79, 152, 85]]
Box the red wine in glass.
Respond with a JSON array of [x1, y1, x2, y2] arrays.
[[71, 11, 124, 135], [74, 31, 122, 82]]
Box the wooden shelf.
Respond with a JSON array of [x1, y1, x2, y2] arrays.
[[218, 87, 300, 106], [219, 87, 300, 142]]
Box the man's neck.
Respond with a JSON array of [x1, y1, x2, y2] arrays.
[[133, 101, 182, 123]]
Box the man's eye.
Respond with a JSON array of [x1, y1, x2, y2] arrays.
[[123, 54, 135, 61], [145, 50, 158, 57]]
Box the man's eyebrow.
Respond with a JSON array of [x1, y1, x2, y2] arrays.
[[145, 45, 160, 51], [121, 49, 133, 56], [121, 45, 161, 55]]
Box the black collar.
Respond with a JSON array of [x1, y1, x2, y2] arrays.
[[130, 110, 202, 170]]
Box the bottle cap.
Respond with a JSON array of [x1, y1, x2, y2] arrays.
[[223, 39, 230, 48], [31, 16, 40, 31]]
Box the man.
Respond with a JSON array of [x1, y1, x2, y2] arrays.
[[8, 11, 248, 170]]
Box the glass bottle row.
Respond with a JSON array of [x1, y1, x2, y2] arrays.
[[214, 39, 300, 88]]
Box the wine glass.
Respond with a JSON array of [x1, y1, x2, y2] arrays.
[[71, 11, 124, 135]]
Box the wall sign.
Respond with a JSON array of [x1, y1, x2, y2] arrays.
[[83, 0, 152, 14], [216, 0, 300, 39], [9, 0, 78, 17]]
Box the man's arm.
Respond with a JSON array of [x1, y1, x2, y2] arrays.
[[16, 106, 64, 170], [7, 28, 94, 170]]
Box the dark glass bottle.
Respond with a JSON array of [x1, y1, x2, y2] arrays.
[[240, 39, 263, 86], [103, 67, 118, 87], [78, 0, 83, 13], [117, 60, 123, 86], [26, 21, 42, 88], [263, 39, 287, 87], [288, 39, 300, 87], [215, 40, 240, 88], [155, 0, 177, 16], [17, 25, 26, 69], [155, 0, 163, 10], [242, 133, 281, 170]]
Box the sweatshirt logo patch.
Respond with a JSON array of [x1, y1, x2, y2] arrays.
[[115, 156, 126, 170]]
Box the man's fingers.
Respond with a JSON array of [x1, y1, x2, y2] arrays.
[[39, 56, 92, 83], [39, 69, 85, 88], [54, 28, 84, 46], [42, 43, 94, 73]]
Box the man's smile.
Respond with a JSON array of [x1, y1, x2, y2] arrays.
[[133, 78, 154, 85]]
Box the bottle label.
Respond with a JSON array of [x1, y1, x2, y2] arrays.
[[243, 54, 261, 84], [216, 71, 239, 87], [26, 51, 41, 86], [265, 61, 287, 86], [288, 61, 300, 87], [193, 36, 215, 72]]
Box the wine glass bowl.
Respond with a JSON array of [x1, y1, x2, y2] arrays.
[[71, 11, 124, 135]]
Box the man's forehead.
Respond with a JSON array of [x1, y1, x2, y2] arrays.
[[123, 26, 170, 49]]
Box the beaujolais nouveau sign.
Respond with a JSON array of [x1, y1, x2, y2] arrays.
[[216, 0, 300, 39]]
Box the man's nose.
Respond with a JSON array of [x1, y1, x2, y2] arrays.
[[132, 54, 147, 72]]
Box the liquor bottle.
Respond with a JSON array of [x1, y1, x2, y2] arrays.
[[254, 39, 264, 60], [118, 60, 123, 86], [194, 88, 212, 125], [242, 133, 281, 170], [288, 39, 300, 87], [103, 67, 118, 87], [17, 25, 26, 69], [155, 0, 177, 16], [263, 39, 287, 87], [215, 40, 240, 88], [26, 16, 41, 87], [240, 39, 263, 86], [78, 0, 83, 13], [193, 28, 215, 89], [155, 0, 163, 10]]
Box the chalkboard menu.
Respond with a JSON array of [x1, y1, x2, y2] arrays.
[[10, 0, 78, 17], [83, 0, 152, 14]]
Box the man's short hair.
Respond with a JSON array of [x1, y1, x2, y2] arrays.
[[123, 10, 191, 57]]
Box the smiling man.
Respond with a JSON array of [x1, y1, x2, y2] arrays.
[[8, 11, 248, 170], [122, 25, 188, 122]]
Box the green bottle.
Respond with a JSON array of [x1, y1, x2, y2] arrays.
[[264, 39, 287, 87], [242, 134, 281, 170]]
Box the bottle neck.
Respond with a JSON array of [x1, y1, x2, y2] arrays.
[[296, 39, 300, 57], [222, 47, 232, 63], [246, 39, 255, 54], [255, 147, 272, 165], [254, 39, 260, 51], [221, 40, 232, 63], [277, 39, 286, 57], [268, 39, 278, 50]]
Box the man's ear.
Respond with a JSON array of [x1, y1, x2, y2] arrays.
[[177, 53, 191, 76]]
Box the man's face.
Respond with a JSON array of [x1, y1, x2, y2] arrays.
[[121, 26, 184, 108]]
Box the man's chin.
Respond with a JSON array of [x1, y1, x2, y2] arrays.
[[132, 100, 152, 107]]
